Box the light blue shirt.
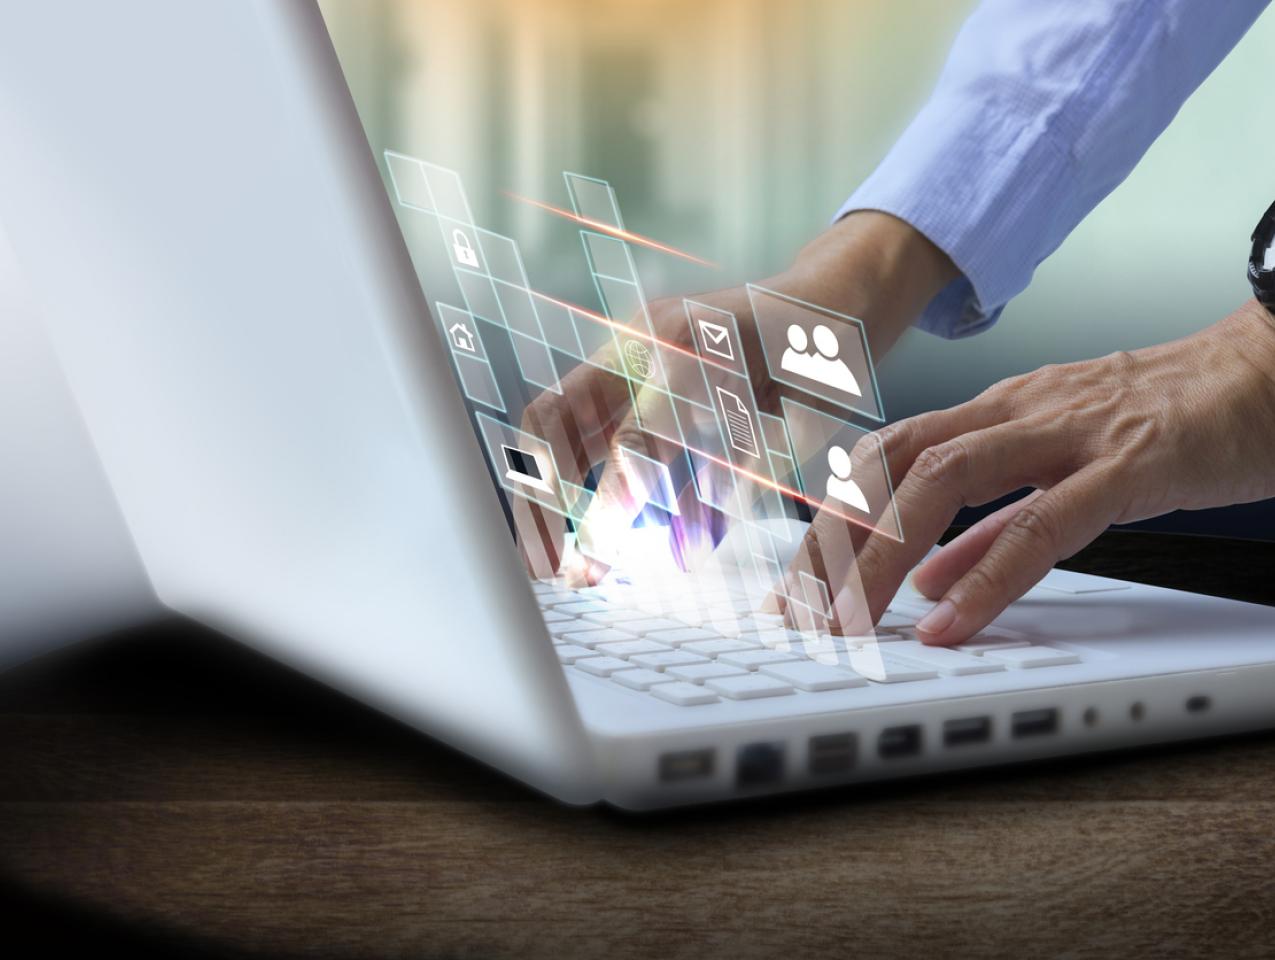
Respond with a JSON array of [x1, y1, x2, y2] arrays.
[[840, 0, 1271, 338]]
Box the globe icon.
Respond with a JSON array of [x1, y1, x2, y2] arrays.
[[623, 339, 654, 379]]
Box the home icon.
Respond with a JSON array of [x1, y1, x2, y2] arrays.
[[449, 321, 477, 354]]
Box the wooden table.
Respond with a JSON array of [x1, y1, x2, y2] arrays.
[[3, 531, 1275, 958]]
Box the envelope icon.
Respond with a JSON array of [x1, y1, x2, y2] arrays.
[[697, 318, 734, 361]]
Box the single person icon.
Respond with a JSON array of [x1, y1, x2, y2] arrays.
[[780, 323, 861, 397], [824, 444, 870, 513]]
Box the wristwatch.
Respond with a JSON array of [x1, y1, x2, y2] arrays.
[[1250, 199, 1275, 314]]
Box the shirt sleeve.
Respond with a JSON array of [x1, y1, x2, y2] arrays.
[[839, 0, 1271, 338]]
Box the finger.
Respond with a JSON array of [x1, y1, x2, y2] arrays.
[[914, 464, 1121, 646], [513, 376, 624, 581], [911, 489, 1045, 600], [855, 419, 1071, 621]]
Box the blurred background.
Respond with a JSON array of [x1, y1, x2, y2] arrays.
[[320, 0, 1275, 536]]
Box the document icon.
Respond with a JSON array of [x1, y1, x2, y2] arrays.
[[715, 385, 760, 459], [697, 318, 734, 361]]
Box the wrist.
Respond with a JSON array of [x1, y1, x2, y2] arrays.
[[781, 211, 959, 356]]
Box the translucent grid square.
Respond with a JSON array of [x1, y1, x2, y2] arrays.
[[573, 307, 621, 365], [750, 283, 884, 423], [422, 161, 474, 225], [685, 299, 746, 377], [436, 303, 505, 413], [453, 354, 506, 413], [476, 230, 529, 286], [475, 412, 570, 518], [535, 296, 585, 359], [436, 302, 490, 362], [760, 412, 793, 458], [618, 445, 681, 516], [493, 279, 546, 340], [582, 231, 634, 280], [781, 396, 903, 543], [456, 271, 505, 326], [595, 276, 648, 327], [439, 218, 488, 275], [510, 331, 563, 395], [384, 151, 434, 212], [565, 173, 623, 229]]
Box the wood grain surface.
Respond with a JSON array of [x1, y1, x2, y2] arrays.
[[3, 531, 1275, 959]]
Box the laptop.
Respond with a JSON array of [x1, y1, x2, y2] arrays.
[[0, 1, 1272, 810]]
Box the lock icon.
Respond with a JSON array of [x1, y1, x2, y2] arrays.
[[452, 229, 479, 269]]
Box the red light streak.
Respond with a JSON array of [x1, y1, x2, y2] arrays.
[[505, 192, 718, 268]]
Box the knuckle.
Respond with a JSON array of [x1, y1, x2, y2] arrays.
[[910, 438, 970, 488], [1004, 501, 1063, 554], [877, 417, 919, 458]]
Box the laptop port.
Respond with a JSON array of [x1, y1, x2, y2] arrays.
[[659, 749, 715, 782], [943, 716, 992, 747], [878, 724, 922, 759], [1011, 708, 1059, 739], [808, 733, 857, 775], [1186, 695, 1211, 714], [736, 742, 784, 788]]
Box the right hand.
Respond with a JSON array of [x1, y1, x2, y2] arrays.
[[514, 212, 958, 586]]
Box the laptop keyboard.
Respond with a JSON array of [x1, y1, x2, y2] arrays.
[[534, 581, 1081, 706]]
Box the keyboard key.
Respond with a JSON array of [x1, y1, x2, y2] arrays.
[[876, 612, 915, 630], [759, 660, 868, 691], [593, 639, 672, 658], [646, 627, 718, 647], [848, 649, 938, 683], [887, 641, 1005, 676], [610, 668, 675, 691], [547, 620, 585, 638], [629, 650, 711, 671], [983, 646, 1080, 668], [717, 649, 801, 671], [541, 610, 574, 624], [554, 644, 599, 664], [618, 618, 689, 635], [748, 629, 805, 650], [581, 607, 661, 625], [555, 600, 612, 616], [651, 682, 720, 706], [574, 656, 633, 677], [558, 627, 636, 648], [957, 634, 1032, 656], [536, 590, 580, 606], [705, 674, 795, 700], [666, 662, 749, 684], [681, 638, 759, 657]]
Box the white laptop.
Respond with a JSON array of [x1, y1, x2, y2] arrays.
[[0, 1, 1272, 810]]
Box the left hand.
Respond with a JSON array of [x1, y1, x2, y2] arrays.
[[789, 300, 1275, 646]]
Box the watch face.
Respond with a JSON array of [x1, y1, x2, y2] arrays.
[[1264, 238, 1274, 272]]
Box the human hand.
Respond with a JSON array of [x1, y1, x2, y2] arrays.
[[514, 212, 957, 584], [789, 300, 1275, 646]]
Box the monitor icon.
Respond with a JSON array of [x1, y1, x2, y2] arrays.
[[501, 444, 553, 493]]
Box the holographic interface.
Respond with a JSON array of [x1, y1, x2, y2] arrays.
[[383, 151, 903, 662]]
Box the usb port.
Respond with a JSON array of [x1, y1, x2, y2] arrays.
[[1011, 708, 1059, 739], [943, 716, 992, 747], [736, 742, 785, 787], [659, 749, 714, 782], [878, 725, 922, 759], [808, 733, 857, 775]]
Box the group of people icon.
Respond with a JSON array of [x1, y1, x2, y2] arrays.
[[780, 323, 862, 398]]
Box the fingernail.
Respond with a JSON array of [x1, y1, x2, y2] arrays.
[[916, 599, 957, 637]]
